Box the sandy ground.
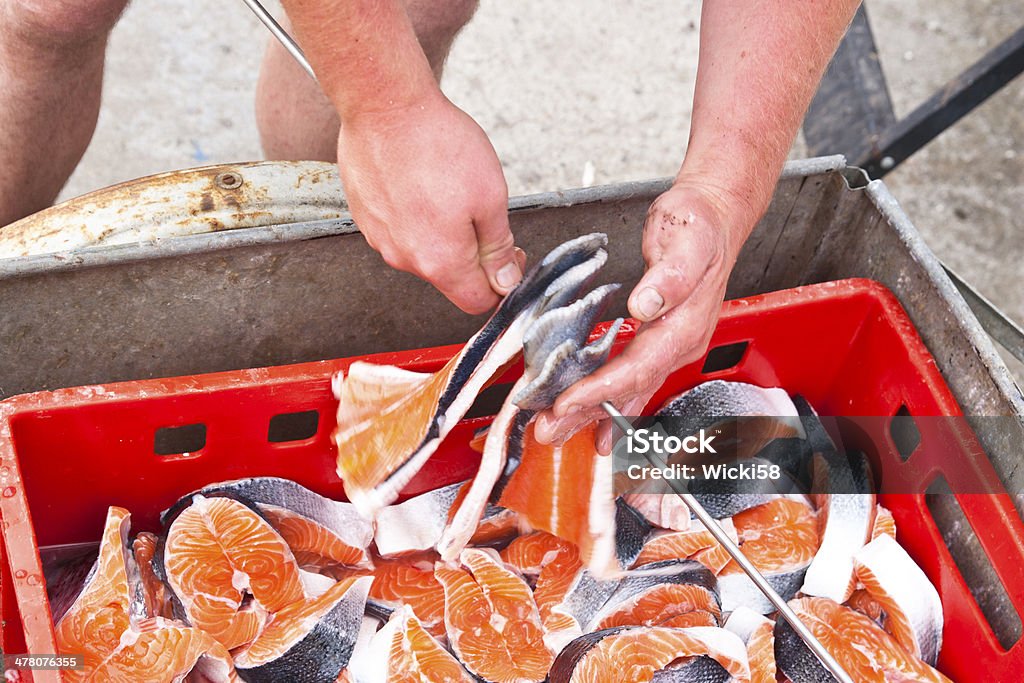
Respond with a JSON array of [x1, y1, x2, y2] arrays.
[[59, 0, 1022, 379]]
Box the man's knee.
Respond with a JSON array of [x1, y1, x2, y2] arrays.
[[5, 0, 130, 48]]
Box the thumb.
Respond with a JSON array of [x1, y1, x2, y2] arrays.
[[629, 216, 724, 322], [474, 203, 522, 296]]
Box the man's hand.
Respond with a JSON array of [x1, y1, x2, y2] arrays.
[[338, 94, 522, 314], [533, 181, 747, 453]]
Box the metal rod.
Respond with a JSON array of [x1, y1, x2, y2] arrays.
[[854, 25, 1024, 178], [240, 0, 317, 80], [600, 401, 855, 683]]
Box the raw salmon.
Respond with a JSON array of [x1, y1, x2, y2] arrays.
[[655, 610, 719, 628], [56, 507, 133, 672], [853, 534, 943, 664], [161, 477, 374, 570], [347, 605, 475, 682], [621, 493, 692, 532], [655, 380, 804, 461], [436, 548, 553, 682], [548, 626, 750, 683], [499, 423, 649, 577], [56, 509, 238, 682], [90, 618, 238, 683], [871, 505, 897, 540], [333, 234, 610, 516], [260, 504, 371, 570], [163, 495, 305, 649], [133, 532, 174, 619], [800, 452, 875, 603], [632, 520, 738, 567], [587, 559, 721, 631], [775, 597, 951, 683], [845, 588, 885, 623], [368, 553, 447, 637], [719, 498, 819, 613], [438, 282, 622, 561], [374, 482, 465, 557], [233, 575, 372, 681], [725, 607, 776, 683], [501, 532, 585, 652]]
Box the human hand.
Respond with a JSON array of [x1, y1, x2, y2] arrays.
[[336, 94, 524, 314], [532, 181, 754, 453]]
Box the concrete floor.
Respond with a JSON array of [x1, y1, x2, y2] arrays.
[[60, 0, 1023, 378]]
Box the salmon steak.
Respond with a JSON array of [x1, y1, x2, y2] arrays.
[[436, 548, 553, 682], [347, 605, 475, 682], [233, 575, 372, 682], [775, 597, 951, 682], [161, 477, 374, 570], [162, 495, 306, 649], [853, 533, 943, 664], [56, 508, 239, 682], [368, 552, 447, 637], [548, 625, 750, 683], [718, 498, 819, 613], [725, 607, 776, 683]]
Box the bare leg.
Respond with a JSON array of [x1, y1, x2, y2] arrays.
[[0, 0, 130, 226], [256, 0, 479, 162]]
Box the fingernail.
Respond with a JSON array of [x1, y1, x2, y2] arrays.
[[495, 261, 522, 290], [534, 414, 556, 443], [634, 287, 664, 320]]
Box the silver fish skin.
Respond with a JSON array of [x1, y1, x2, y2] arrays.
[[159, 476, 373, 548], [373, 481, 463, 557], [800, 452, 875, 603], [773, 616, 836, 683], [651, 656, 732, 683], [854, 534, 943, 665], [350, 234, 611, 515], [233, 575, 372, 683], [656, 380, 804, 436], [586, 559, 720, 631], [720, 565, 809, 615]]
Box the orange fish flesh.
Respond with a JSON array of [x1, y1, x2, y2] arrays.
[[775, 597, 951, 683], [233, 575, 372, 681], [163, 495, 305, 649], [436, 548, 553, 682], [549, 625, 750, 683]]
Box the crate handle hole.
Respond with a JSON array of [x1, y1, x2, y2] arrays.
[[701, 341, 749, 374], [154, 423, 207, 456], [268, 410, 320, 443], [890, 404, 921, 462]]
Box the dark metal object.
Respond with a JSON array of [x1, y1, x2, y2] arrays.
[[804, 5, 895, 159], [805, 11, 1024, 179], [945, 266, 1024, 364], [856, 26, 1024, 178]]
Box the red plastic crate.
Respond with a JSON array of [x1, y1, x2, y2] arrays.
[[1, 278, 1022, 681]]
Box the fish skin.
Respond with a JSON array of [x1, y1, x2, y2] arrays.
[[853, 534, 943, 665], [688, 458, 808, 519], [649, 656, 733, 683], [373, 482, 464, 557], [800, 452, 875, 603], [334, 234, 610, 516], [773, 615, 835, 683], [233, 576, 372, 683], [719, 564, 808, 615], [513, 284, 623, 412], [586, 559, 720, 631], [42, 542, 102, 626], [549, 626, 750, 683], [159, 477, 373, 559], [614, 498, 653, 569]]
